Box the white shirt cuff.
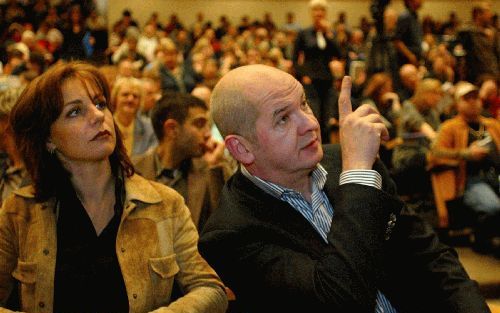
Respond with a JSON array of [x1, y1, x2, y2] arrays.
[[339, 170, 382, 190]]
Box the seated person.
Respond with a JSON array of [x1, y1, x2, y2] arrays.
[[111, 76, 158, 156], [132, 92, 233, 230], [392, 78, 443, 196], [361, 72, 402, 169], [430, 81, 500, 253], [0, 61, 227, 313], [198, 64, 489, 313]]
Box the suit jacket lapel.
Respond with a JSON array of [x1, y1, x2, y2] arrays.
[[232, 171, 328, 253]]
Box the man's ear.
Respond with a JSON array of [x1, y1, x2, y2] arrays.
[[163, 119, 179, 138], [225, 135, 255, 165]]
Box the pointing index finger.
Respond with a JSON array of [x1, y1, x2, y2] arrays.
[[338, 76, 353, 121]]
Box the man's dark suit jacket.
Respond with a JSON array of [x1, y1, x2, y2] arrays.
[[199, 144, 489, 313], [293, 26, 342, 81]]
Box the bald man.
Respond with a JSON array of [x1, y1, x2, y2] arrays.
[[398, 63, 420, 102], [198, 65, 488, 313]]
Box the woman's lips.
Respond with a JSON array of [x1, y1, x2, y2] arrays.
[[91, 130, 111, 141]]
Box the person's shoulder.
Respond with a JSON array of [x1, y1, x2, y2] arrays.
[[440, 115, 465, 128], [401, 99, 416, 111], [131, 148, 157, 177], [298, 26, 314, 35], [481, 116, 500, 128], [126, 174, 184, 207], [2, 185, 48, 219], [136, 113, 153, 126], [202, 170, 263, 231], [12, 184, 35, 199], [457, 24, 478, 37], [131, 147, 156, 165]]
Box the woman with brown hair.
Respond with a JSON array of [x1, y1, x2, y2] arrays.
[[361, 72, 402, 168], [0, 61, 227, 313], [362, 72, 401, 138]]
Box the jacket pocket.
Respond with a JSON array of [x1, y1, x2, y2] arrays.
[[149, 254, 179, 306], [11, 260, 37, 310]]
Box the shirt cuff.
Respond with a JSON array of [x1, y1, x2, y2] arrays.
[[339, 170, 382, 190]]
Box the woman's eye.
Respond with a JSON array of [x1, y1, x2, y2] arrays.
[[95, 100, 107, 110], [67, 108, 81, 117]]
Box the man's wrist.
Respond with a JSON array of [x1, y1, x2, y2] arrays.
[[342, 161, 374, 171], [339, 170, 382, 190]]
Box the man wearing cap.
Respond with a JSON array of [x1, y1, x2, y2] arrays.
[[431, 81, 500, 253]]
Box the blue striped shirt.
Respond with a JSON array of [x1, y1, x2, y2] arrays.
[[241, 165, 397, 313]]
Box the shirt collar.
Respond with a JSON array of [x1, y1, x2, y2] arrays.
[[153, 152, 164, 178], [241, 164, 328, 200], [153, 151, 186, 181]]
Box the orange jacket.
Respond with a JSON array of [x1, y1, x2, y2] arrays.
[[429, 115, 500, 226]]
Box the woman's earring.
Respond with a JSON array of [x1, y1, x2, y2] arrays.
[[47, 145, 57, 155]]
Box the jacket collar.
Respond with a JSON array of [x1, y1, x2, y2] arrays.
[[13, 185, 36, 198], [124, 174, 162, 204], [13, 174, 163, 212]]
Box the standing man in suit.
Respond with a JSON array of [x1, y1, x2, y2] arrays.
[[132, 92, 231, 230], [198, 64, 489, 313], [394, 0, 424, 67], [293, 0, 342, 142]]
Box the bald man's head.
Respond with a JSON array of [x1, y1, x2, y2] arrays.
[[399, 64, 419, 90], [211, 64, 298, 141]]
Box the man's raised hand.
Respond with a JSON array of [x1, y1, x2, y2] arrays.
[[338, 76, 389, 171]]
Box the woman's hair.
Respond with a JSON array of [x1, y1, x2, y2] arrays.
[[363, 72, 393, 104], [10, 61, 134, 201]]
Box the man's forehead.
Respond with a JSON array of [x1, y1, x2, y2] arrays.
[[255, 83, 305, 115], [186, 106, 208, 118], [249, 73, 301, 100]]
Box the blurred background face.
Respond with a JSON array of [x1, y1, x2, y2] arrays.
[[311, 6, 326, 26], [407, 0, 423, 10], [176, 107, 211, 158], [115, 82, 141, 118], [423, 90, 443, 109], [381, 81, 393, 95], [457, 91, 483, 120], [384, 9, 398, 32], [401, 66, 419, 90], [163, 49, 178, 70], [142, 80, 160, 114], [480, 79, 498, 100], [117, 59, 134, 78], [480, 9, 493, 26]]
